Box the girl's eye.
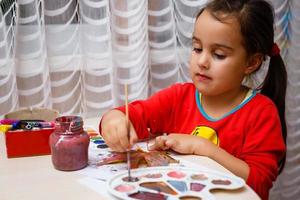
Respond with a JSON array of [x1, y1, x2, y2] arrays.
[[214, 53, 226, 59], [193, 48, 202, 53]]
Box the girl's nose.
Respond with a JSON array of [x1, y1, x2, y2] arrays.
[[197, 51, 209, 69]]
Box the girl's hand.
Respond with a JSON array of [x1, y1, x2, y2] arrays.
[[148, 133, 217, 157], [100, 109, 138, 152]]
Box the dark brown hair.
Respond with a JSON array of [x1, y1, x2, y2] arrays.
[[196, 0, 287, 173]]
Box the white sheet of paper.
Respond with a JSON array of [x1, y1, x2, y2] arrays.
[[78, 176, 112, 198]]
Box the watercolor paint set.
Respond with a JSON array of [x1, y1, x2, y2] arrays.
[[84, 126, 109, 149], [107, 166, 245, 200]]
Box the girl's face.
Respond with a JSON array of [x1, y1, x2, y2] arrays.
[[189, 10, 250, 96]]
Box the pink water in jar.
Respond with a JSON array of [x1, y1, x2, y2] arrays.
[[49, 116, 90, 171]]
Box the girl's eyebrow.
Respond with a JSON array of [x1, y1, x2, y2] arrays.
[[192, 35, 233, 51], [192, 35, 200, 42], [213, 44, 234, 51]]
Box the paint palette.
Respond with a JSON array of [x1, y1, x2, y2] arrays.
[[107, 166, 245, 200]]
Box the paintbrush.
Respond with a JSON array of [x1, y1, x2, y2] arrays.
[[124, 84, 132, 181], [124, 84, 139, 182]]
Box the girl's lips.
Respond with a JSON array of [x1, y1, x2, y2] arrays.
[[195, 73, 212, 81]]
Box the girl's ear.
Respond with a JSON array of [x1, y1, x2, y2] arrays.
[[245, 53, 263, 74]]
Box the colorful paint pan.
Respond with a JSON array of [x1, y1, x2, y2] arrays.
[[179, 196, 202, 200], [167, 180, 188, 192], [190, 183, 205, 192], [84, 127, 100, 138], [129, 191, 167, 200], [93, 139, 105, 144], [122, 176, 140, 182], [191, 174, 208, 181], [107, 166, 245, 200], [114, 184, 135, 192], [140, 181, 177, 195], [144, 173, 162, 179], [91, 136, 102, 141], [88, 132, 99, 137], [212, 179, 232, 185]]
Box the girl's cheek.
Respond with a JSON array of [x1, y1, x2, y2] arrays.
[[189, 58, 196, 69]]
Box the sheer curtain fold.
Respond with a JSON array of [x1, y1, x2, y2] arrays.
[[148, 0, 178, 94], [0, 1, 299, 198], [110, 0, 149, 105], [14, 0, 51, 109], [79, 0, 113, 117], [44, 0, 82, 115], [0, 1, 18, 114]]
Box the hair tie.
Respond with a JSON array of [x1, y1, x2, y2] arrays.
[[270, 43, 280, 57]]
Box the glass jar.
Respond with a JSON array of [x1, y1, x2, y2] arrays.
[[49, 116, 90, 171]]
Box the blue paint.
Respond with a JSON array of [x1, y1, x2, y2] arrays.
[[167, 180, 188, 192], [93, 139, 105, 144]]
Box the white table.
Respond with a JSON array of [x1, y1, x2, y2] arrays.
[[0, 118, 260, 200]]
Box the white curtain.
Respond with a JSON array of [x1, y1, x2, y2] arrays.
[[0, 0, 298, 198], [0, 0, 209, 117], [270, 0, 300, 200]]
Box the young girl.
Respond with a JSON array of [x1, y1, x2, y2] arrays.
[[100, 0, 287, 199]]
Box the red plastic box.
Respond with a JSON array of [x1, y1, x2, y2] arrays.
[[5, 128, 55, 158]]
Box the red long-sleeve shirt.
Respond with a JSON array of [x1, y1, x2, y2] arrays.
[[104, 83, 285, 199]]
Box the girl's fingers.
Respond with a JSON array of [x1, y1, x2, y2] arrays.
[[116, 123, 130, 150], [103, 127, 125, 152], [103, 123, 139, 152], [113, 145, 126, 152], [102, 130, 114, 148], [165, 138, 176, 148], [110, 138, 126, 152], [129, 128, 138, 146], [148, 135, 169, 150], [116, 122, 139, 151]]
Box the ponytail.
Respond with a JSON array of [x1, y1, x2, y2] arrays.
[[260, 54, 287, 173]]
